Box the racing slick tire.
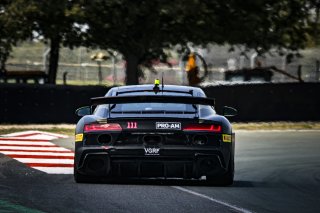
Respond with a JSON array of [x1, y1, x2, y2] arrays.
[[74, 167, 88, 183], [74, 166, 98, 183], [206, 155, 234, 186], [74, 166, 112, 183]]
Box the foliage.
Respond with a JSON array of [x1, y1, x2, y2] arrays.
[[308, 0, 320, 45], [26, 0, 84, 83], [0, 0, 318, 84], [81, 0, 314, 84], [0, 0, 84, 83], [26, 0, 84, 47], [0, 0, 34, 72], [81, 0, 183, 84], [218, 1, 310, 53]]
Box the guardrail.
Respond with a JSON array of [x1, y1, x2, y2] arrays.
[[0, 70, 48, 84]]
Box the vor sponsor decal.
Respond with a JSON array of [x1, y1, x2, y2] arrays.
[[144, 147, 160, 155], [156, 122, 181, 130]]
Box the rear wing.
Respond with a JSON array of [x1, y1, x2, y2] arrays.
[[91, 95, 215, 106]]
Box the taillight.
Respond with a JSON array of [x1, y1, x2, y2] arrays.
[[84, 123, 122, 132], [183, 124, 221, 132]]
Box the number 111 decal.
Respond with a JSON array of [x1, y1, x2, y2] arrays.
[[127, 122, 137, 129]]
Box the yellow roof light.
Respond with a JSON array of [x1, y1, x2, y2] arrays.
[[154, 79, 160, 86]]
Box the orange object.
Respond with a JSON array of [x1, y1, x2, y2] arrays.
[[185, 53, 196, 72]]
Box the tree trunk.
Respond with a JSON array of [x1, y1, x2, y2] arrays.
[[125, 54, 139, 85], [0, 57, 6, 73], [315, 5, 320, 44], [48, 36, 61, 84], [0, 48, 10, 73]]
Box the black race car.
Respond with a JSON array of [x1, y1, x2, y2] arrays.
[[74, 83, 237, 185]]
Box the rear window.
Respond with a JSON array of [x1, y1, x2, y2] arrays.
[[93, 91, 215, 117], [111, 102, 194, 112], [113, 92, 194, 113]]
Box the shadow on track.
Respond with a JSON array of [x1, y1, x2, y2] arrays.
[[73, 176, 258, 187]]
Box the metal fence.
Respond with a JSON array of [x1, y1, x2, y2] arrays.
[[5, 43, 320, 85]]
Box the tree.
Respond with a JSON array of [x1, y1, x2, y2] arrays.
[[1, 0, 314, 84], [82, 0, 222, 85], [24, 0, 84, 84], [308, 0, 320, 44], [219, 0, 310, 54], [80, 0, 312, 85], [0, 0, 34, 72], [1, 0, 83, 83]]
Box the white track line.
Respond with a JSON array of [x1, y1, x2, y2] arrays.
[[14, 158, 74, 164], [172, 186, 253, 213], [2, 131, 43, 137], [2, 131, 68, 141], [34, 131, 69, 138], [0, 146, 70, 151], [0, 138, 49, 141], [17, 135, 59, 140], [0, 151, 74, 156], [2, 130, 68, 139], [2, 131, 37, 137], [32, 167, 74, 174], [0, 141, 56, 146]]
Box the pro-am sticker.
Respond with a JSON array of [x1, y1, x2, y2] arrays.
[[156, 122, 181, 130]]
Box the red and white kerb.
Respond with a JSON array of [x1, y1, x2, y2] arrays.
[[0, 131, 74, 174]]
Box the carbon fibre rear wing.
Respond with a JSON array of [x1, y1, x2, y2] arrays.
[[91, 95, 215, 106]]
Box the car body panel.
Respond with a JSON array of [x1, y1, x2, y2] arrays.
[[74, 84, 235, 184]]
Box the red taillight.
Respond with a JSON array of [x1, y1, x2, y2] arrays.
[[183, 124, 221, 132], [84, 123, 122, 132]]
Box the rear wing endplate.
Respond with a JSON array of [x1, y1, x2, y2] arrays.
[[91, 95, 215, 106]]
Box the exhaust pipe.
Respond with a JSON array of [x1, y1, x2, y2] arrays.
[[83, 153, 110, 175]]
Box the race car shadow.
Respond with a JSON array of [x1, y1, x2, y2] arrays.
[[89, 178, 257, 187]]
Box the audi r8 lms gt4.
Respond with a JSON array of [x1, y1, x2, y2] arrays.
[[74, 83, 237, 185]]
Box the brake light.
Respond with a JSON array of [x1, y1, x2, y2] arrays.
[[84, 123, 122, 132], [183, 124, 221, 132]]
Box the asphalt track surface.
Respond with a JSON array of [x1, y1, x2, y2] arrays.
[[0, 131, 320, 213]]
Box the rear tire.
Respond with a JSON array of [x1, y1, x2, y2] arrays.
[[206, 155, 234, 186], [74, 166, 91, 183], [74, 166, 112, 183]]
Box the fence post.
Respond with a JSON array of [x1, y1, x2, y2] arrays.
[[63, 72, 68, 85], [316, 60, 319, 82], [298, 65, 303, 83]]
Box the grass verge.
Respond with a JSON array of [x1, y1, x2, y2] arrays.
[[0, 124, 75, 136], [232, 122, 320, 130], [0, 122, 319, 136]]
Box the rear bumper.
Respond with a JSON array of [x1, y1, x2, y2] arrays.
[[75, 146, 232, 179]]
